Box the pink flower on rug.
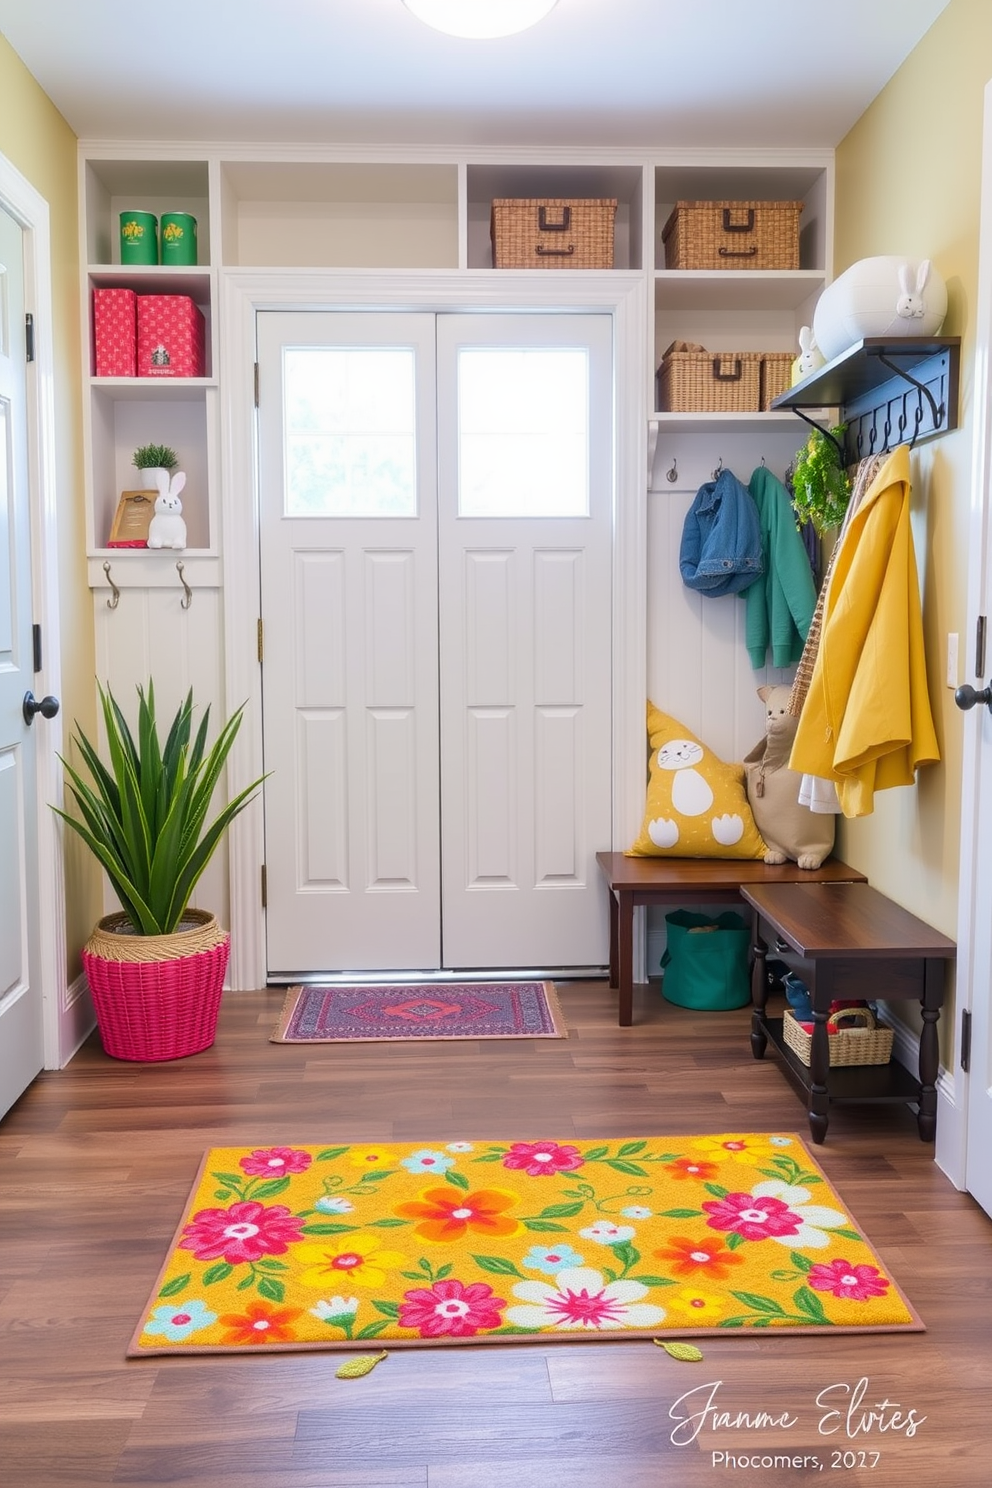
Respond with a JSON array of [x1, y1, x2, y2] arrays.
[[398, 1279, 506, 1337], [701, 1190, 803, 1243], [501, 1140, 585, 1178], [179, 1200, 305, 1263], [239, 1146, 313, 1177], [505, 1267, 666, 1332], [807, 1260, 891, 1302]]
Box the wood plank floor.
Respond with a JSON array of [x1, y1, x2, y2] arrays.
[[1, 978, 990, 1487]]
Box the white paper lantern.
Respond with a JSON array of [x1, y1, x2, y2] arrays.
[[812, 256, 947, 363]]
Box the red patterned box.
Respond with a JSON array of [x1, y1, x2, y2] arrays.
[[93, 288, 136, 376], [136, 294, 206, 378]]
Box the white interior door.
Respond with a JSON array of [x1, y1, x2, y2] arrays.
[[258, 312, 441, 973], [956, 78, 992, 1219], [436, 314, 612, 968], [258, 309, 612, 977], [0, 202, 44, 1116]]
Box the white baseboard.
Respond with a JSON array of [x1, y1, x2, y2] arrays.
[[58, 973, 96, 1068]]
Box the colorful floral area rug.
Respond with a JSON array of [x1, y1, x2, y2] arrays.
[[270, 981, 565, 1043], [129, 1133, 922, 1356]]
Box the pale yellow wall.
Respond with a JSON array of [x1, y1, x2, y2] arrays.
[[0, 33, 101, 962], [832, 0, 992, 1050]]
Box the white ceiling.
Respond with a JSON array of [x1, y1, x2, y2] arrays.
[[0, 0, 950, 150]]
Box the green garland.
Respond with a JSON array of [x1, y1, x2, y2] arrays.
[[791, 425, 851, 536]]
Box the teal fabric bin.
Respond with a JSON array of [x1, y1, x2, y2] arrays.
[[660, 909, 752, 1010]]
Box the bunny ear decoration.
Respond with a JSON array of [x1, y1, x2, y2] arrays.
[[154, 468, 170, 497], [798, 326, 813, 353], [897, 263, 915, 294], [169, 471, 186, 498], [916, 259, 931, 293]]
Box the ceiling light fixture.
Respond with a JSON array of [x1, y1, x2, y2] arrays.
[[403, 2, 559, 40]]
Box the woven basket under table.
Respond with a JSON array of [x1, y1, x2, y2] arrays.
[[782, 1006, 894, 1068], [82, 909, 230, 1062], [491, 198, 617, 269], [662, 200, 803, 271]]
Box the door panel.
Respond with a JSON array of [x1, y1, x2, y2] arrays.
[[258, 313, 441, 973], [436, 314, 612, 969], [0, 201, 43, 1117]]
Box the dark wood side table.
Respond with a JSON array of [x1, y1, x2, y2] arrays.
[[595, 853, 867, 1026], [741, 881, 956, 1144]]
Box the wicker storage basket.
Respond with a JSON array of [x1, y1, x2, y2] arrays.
[[656, 343, 761, 413], [662, 200, 803, 271], [760, 352, 796, 410], [82, 909, 230, 1062], [782, 1006, 894, 1068], [491, 198, 617, 269]]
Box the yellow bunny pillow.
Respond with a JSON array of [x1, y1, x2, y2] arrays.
[[629, 703, 767, 859]]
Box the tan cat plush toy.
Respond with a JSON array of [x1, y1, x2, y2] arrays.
[[743, 685, 834, 869]]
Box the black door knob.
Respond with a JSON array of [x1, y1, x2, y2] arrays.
[[954, 683, 992, 712], [23, 691, 60, 726]]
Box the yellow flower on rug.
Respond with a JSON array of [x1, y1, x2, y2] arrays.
[[129, 1134, 923, 1356]]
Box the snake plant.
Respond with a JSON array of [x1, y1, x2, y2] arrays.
[[55, 681, 265, 936]]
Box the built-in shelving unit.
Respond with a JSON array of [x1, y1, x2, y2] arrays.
[[78, 145, 837, 570]]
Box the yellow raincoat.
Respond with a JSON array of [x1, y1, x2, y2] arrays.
[[789, 444, 939, 817]]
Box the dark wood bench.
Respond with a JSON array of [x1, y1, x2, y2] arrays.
[[595, 851, 867, 1026], [743, 881, 956, 1143]]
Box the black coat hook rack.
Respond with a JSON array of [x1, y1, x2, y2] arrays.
[[770, 336, 961, 464]]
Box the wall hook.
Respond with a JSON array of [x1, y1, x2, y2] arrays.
[[712, 456, 723, 480], [665, 456, 678, 484], [176, 561, 193, 610], [102, 560, 120, 611]]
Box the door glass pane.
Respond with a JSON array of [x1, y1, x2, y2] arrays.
[[457, 348, 589, 518], [283, 347, 417, 516]]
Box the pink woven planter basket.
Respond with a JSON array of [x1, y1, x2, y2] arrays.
[[82, 910, 230, 1062]]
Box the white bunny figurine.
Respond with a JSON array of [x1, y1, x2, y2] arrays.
[[791, 325, 825, 385], [147, 470, 187, 550], [812, 255, 948, 361], [896, 259, 930, 319]]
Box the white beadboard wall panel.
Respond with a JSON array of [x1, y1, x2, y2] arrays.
[[366, 707, 418, 887], [92, 585, 229, 929], [644, 431, 808, 974], [296, 551, 345, 708], [297, 710, 347, 887], [646, 431, 806, 764]]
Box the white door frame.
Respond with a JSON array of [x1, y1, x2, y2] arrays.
[[0, 152, 68, 1070], [219, 269, 648, 992], [940, 79, 992, 1194]]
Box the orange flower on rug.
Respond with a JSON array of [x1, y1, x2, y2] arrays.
[[129, 1134, 922, 1356]]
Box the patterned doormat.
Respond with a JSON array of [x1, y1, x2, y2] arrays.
[[128, 1132, 923, 1356], [271, 981, 566, 1043]]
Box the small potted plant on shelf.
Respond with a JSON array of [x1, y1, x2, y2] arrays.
[[54, 680, 266, 1062], [132, 443, 179, 491]]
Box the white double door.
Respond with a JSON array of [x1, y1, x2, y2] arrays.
[[258, 310, 613, 976]]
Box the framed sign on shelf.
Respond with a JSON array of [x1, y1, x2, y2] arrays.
[[107, 490, 156, 548]]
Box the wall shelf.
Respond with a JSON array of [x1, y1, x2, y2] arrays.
[[771, 336, 961, 462]]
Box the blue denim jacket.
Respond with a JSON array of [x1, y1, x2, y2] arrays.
[[679, 468, 764, 596]]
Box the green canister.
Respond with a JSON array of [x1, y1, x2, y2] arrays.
[[160, 212, 197, 266], [120, 211, 158, 265]]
